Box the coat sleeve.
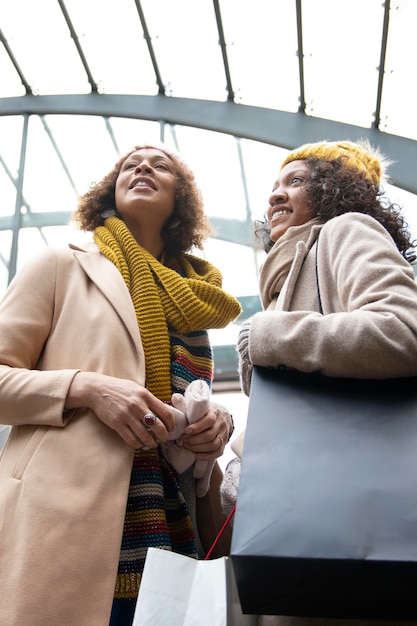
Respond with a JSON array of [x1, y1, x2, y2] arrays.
[[249, 214, 417, 378], [0, 248, 80, 426]]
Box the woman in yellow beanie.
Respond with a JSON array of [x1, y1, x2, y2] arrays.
[[238, 138, 417, 392], [226, 138, 417, 626]]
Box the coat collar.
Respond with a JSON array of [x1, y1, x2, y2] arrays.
[[69, 242, 144, 359]]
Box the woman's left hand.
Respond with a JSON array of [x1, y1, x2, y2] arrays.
[[180, 401, 233, 460]]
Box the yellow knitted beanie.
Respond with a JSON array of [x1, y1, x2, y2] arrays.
[[280, 139, 389, 186]]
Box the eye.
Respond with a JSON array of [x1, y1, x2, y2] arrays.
[[154, 162, 172, 171], [291, 176, 304, 184], [122, 161, 136, 170]]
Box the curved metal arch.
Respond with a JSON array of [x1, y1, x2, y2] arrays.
[[1, 94, 417, 195]]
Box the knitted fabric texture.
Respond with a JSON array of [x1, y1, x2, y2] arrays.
[[94, 217, 242, 401], [220, 457, 241, 518], [280, 138, 389, 186], [94, 217, 242, 599], [237, 318, 252, 397], [113, 447, 196, 599], [259, 219, 322, 309]]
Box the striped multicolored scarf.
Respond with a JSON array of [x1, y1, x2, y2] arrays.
[[94, 217, 241, 598]]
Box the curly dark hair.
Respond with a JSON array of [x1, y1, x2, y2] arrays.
[[73, 144, 213, 257], [255, 157, 416, 263]]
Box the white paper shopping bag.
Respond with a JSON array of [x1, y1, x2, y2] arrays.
[[133, 547, 255, 626]]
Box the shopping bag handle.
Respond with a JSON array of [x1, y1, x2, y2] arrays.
[[204, 504, 236, 560]]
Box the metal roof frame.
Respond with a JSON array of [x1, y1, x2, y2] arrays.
[[1, 93, 416, 195]]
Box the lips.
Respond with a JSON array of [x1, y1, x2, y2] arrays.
[[270, 209, 292, 222], [130, 176, 156, 190]]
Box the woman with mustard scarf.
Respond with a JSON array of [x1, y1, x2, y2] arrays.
[[0, 144, 241, 626]]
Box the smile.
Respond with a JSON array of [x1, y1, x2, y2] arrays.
[[129, 176, 156, 190], [271, 209, 291, 219]]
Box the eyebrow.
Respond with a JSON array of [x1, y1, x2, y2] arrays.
[[284, 167, 309, 180], [274, 167, 306, 184], [122, 154, 172, 167]]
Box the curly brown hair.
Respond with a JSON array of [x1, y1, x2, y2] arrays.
[[73, 144, 213, 257], [255, 157, 416, 262]]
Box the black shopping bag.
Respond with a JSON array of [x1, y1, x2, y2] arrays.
[[231, 366, 417, 620]]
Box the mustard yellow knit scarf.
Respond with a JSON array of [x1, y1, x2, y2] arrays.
[[94, 217, 241, 401]]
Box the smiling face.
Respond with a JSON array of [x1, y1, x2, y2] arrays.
[[267, 160, 315, 242], [115, 148, 177, 238]]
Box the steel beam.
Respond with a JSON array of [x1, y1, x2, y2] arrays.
[[1, 94, 416, 194]]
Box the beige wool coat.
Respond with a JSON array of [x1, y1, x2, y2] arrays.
[[249, 213, 417, 626], [0, 242, 229, 626], [251, 213, 417, 379]]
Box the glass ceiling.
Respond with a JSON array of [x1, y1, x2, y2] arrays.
[[1, 0, 416, 384]]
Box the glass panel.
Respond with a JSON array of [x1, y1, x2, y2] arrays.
[[385, 183, 417, 241], [202, 238, 261, 299], [240, 139, 290, 223], [0, 41, 25, 97], [0, 116, 24, 177], [15, 227, 48, 269], [41, 224, 93, 248], [302, 0, 384, 127], [0, 0, 90, 95], [380, 0, 417, 141], [41, 114, 120, 197], [0, 163, 17, 220], [109, 118, 163, 155], [22, 117, 79, 213], [221, 0, 299, 111], [141, 0, 227, 100], [64, 0, 158, 95], [204, 239, 259, 371], [172, 126, 247, 221]]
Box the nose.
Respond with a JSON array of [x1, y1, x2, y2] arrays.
[[134, 161, 153, 174], [269, 186, 286, 206]]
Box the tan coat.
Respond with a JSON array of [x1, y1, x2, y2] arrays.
[[251, 213, 417, 378], [250, 214, 417, 626], [0, 243, 229, 626]]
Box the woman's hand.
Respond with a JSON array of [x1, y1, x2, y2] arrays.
[[180, 401, 233, 460], [65, 372, 175, 449]]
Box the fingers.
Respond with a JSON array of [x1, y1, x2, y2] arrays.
[[124, 404, 227, 456], [184, 430, 227, 451], [184, 431, 227, 461], [215, 434, 225, 449], [181, 426, 228, 460], [124, 406, 175, 450], [150, 400, 176, 433], [126, 415, 159, 448], [88, 375, 177, 449], [179, 402, 232, 459], [125, 428, 149, 451]]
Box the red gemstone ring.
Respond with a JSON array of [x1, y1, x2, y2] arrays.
[[143, 412, 157, 427]]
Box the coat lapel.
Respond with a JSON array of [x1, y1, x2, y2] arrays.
[[71, 244, 144, 360]]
